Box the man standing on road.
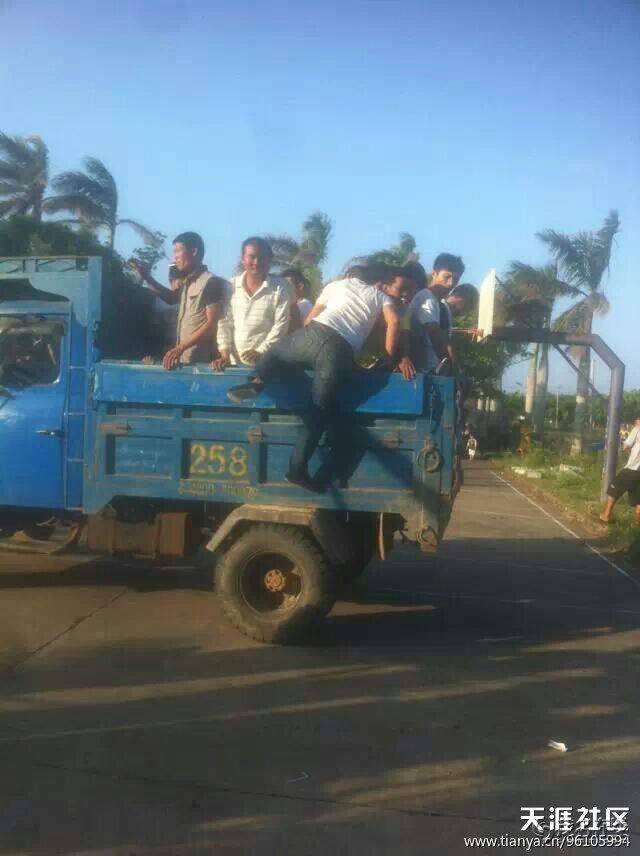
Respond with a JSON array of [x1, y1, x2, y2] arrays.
[[129, 232, 226, 370], [600, 415, 640, 523], [213, 237, 292, 370]]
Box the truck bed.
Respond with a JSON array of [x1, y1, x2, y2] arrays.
[[86, 362, 455, 537]]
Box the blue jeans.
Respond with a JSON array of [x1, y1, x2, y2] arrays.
[[255, 322, 354, 473]]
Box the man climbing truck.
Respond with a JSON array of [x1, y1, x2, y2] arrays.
[[0, 257, 459, 643]]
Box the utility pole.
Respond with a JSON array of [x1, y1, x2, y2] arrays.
[[555, 387, 560, 429]]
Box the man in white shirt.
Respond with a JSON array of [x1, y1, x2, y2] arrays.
[[227, 264, 411, 490], [600, 416, 640, 523], [213, 237, 292, 369]]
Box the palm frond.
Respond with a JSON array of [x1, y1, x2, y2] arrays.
[[42, 193, 108, 224], [262, 234, 300, 269], [50, 171, 110, 208], [300, 211, 332, 265], [586, 291, 610, 317], [397, 231, 417, 259], [0, 132, 33, 165], [0, 199, 18, 217], [551, 299, 590, 333], [0, 181, 25, 195], [117, 218, 163, 247], [597, 209, 620, 251], [83, 157, 118, 210], [538, 212, 621, 294], [0, 162, 24, 181], [0, 133, 49, 219]]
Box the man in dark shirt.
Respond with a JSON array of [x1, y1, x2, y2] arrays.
[[130, 232, 226, 369]]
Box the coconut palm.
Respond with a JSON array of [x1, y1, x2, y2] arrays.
[[501, 262, 579, 437], [262, 211, 332, 294], [0, 132, 49, 220], [365, 232, 418, 266], [44, 157, 160, 250], [538, 211, 620, 453]]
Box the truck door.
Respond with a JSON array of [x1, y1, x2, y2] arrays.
[[0, 313, 68, 509]]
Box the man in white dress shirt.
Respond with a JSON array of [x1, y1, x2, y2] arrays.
[[213, 237, 292, 369]]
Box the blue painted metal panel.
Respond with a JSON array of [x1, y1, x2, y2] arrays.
[[94, 362, 426, 415], [111, 436, 176, 479], [0, 354, 67, 509], [0, 257, 98, 510]]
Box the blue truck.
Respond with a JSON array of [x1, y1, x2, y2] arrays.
[[0, 256, 459, 642]]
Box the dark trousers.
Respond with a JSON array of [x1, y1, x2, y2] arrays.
[[607, 467, 640, 505], [255, 322, 354, 473]]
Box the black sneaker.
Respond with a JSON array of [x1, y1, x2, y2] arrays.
[[284, 469, 324, 493], [227, 381, 264, 404]]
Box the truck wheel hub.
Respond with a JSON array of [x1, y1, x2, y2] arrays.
[[264, 568, 286, 592]]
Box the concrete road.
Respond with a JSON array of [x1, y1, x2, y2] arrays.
[[1, 463, 639, 854]]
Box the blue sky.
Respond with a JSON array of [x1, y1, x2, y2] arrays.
[[1, 0, 638, 391]]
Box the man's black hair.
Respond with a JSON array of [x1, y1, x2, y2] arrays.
[[241, 236, 273, 259], [357, 262, 405, 286], [433, 253, 465, 276], [402, 260, 428, 291], [173, 232, 205, 261], [344, 264, 368, 280], [281, 267, 308, 286], [449, 282, 479, 308]]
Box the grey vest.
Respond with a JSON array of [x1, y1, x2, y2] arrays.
[[177, 270, 217, 364]]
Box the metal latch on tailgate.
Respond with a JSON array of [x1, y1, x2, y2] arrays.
[[383, 431, 401, 448], [98, 422, 131, 435]]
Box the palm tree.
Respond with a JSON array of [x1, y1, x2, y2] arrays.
[[501, 262, 579, 437], [365, 232, 418, 266], [0, 132, 49, 220], [538, 211, 620, 453], [263, 211, 332, 294], [44, 157, 160, 250]]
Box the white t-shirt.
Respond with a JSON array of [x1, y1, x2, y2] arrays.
[[297, 298, 313, 323], [408, 288, 442, 371], [313, 277, 392, 351], [624, 426, 640, 471]]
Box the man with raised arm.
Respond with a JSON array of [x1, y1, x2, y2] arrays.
[[129, 232, 226, 370], [213, 237, 292, 370]]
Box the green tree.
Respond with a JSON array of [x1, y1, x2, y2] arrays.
[[622, 391, 640, 424], [538, 210, 620, 453], [0, 132, 49, 221], [44, 157, 160, 251], [130, 231, 167, 272]]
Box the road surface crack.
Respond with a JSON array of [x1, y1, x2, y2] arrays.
[[1, 588, 128, 674]]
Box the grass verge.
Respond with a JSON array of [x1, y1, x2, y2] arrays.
[[491, 448, 640, 566]]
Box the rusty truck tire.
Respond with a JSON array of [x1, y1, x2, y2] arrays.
[[215, 524, 337, 644]]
